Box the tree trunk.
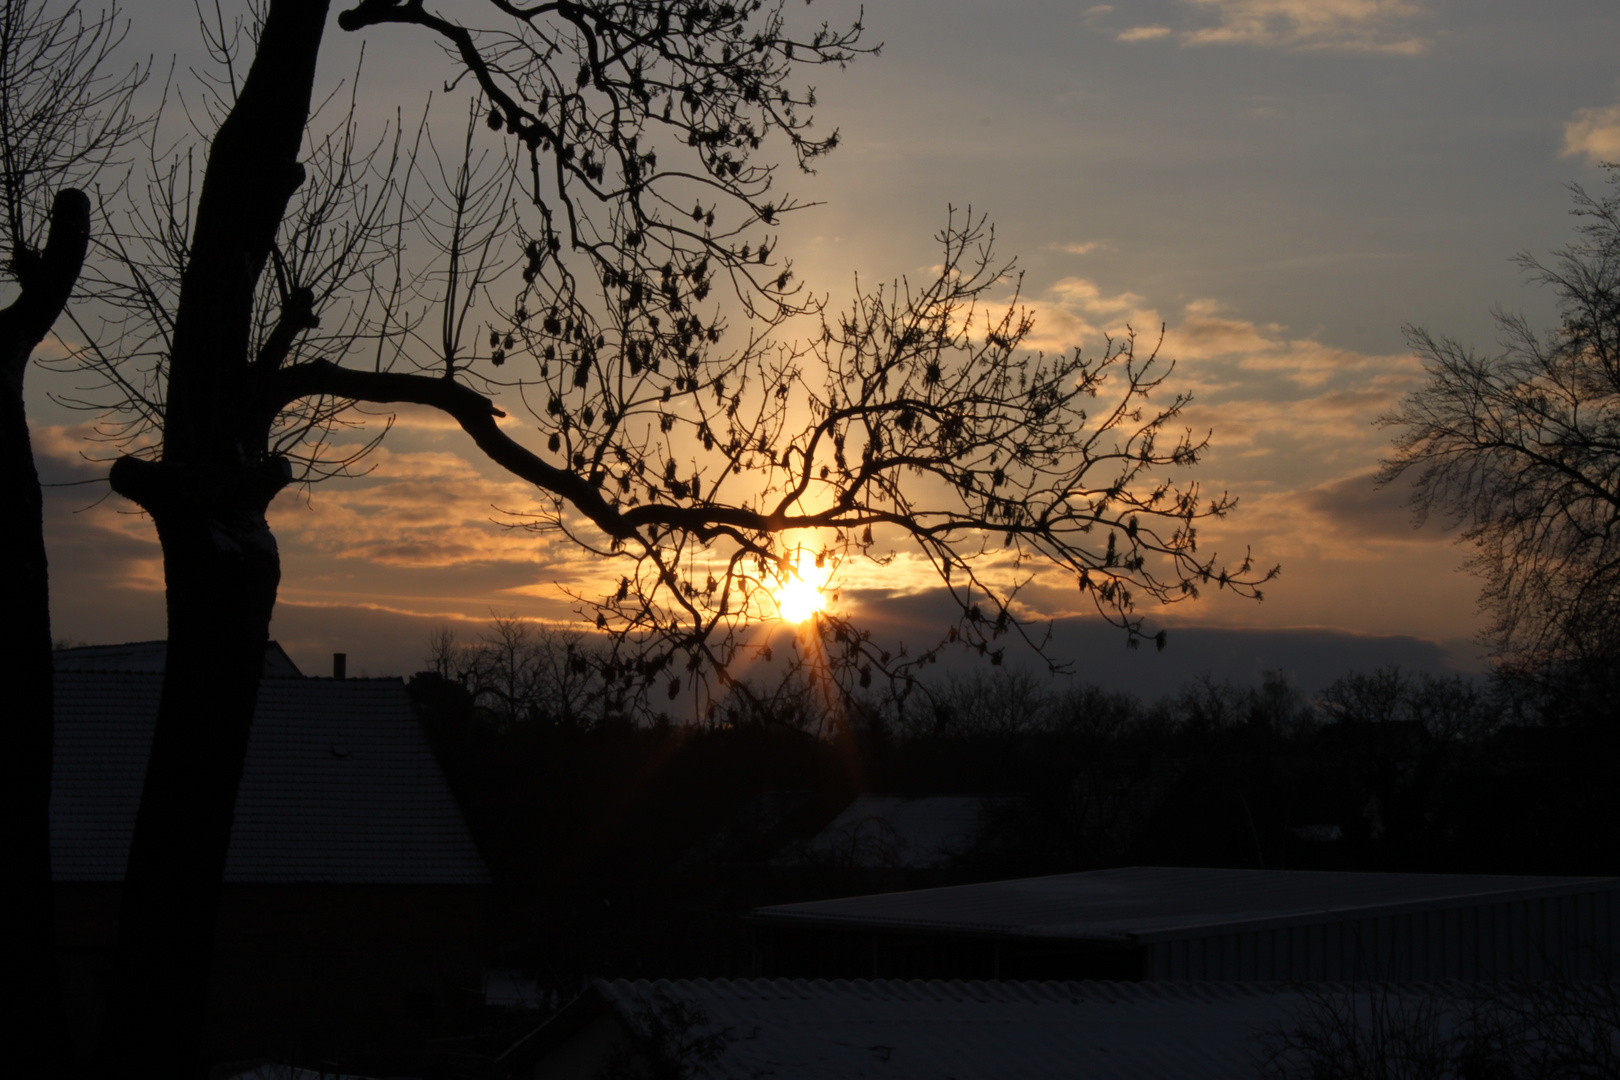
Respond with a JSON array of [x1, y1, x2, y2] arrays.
[[94, 1, 331, 1074], [95, 463, 285, 1076], [0, 188, 91, 1080]]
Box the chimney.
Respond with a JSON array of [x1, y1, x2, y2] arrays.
[[333, 652, 347, 680]]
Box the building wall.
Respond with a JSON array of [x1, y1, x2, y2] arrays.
[[1148, 888, 1620, 981], [56, 883, 487, 1063], [754, 887, 1620, 983]]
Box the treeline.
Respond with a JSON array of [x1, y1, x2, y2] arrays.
[[410, 626, 1620, 1001]]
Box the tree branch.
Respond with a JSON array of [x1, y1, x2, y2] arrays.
[[0, 187, 90, 386]]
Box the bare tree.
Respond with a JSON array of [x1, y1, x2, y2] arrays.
[[61, 4, 869, 1073], [0, 2, 141, 1075], [1259, 980, 1620, 1080], [1258, 984, 1456, 1080], [514, 214, 1275, 727], [1381, 171, 1620, 687], [45, 0, 1273, 1073], [426, 617, 603, 726]]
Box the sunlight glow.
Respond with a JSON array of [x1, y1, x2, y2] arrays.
[[773, 548, 832, 623]]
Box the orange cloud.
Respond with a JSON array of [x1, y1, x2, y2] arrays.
[[1179, 0, 1429, 54], [269, 443, 557, 569], [1563, 104, 1620, 164]]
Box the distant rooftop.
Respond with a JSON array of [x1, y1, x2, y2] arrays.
[[751, 866, 1620, 943], [53, 639, 303, 678], [52, 670, 487, 885], [781, 795, 1011, 869], [507, 977, 1426, 1080]]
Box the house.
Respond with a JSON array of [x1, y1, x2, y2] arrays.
[[499, 976, 1369, 1080], [775, 795, 1013, 871], [52, 638, 304, 677], [748, 865, 1620, 981], [51, 645, 490, 1064]]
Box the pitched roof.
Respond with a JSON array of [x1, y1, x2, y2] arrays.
[[750, 866, 1619, 942], [507, 977, 1394, 1080], [51, 671, 488, 884], [53, 639, 303, 677], [779, 795, 1008, 869]]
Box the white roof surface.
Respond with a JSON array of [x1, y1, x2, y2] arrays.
[[784, 795, 1006, 869], [752, 866, 1618, 942], [519, 977, 1373, 1080], [51, 671, 489, 884]]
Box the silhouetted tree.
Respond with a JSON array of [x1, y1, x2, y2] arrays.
[[56, 1, 1272, 1073], [0, 2, 140, 1075], [428, 617, 603, 726], [1381, 172, 1620, 691], [1261, 980, 1620, 1080]]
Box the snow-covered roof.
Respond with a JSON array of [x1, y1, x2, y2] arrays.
[[507, 977, 1398, 1080], [51, 671, 488, 884], [751, 866, 1619, 943], [780, 795, 1009, 869], [53, 639, 303, 678]]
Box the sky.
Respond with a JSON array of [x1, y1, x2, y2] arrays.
[[27, 0, 1620, 696]]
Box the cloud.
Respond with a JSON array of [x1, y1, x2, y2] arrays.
[[1301, 470, 1431, 541], [1563, 103, 1620, 164], [268, 442, 555, 569], [1049, 240, 1103, 255], [1178, 0, 1429, 54], [832, 586, 1476, 694], [1118, 26, 1173, 42], [32, 281, 1469, 681], [999, 278, 1449, 608]]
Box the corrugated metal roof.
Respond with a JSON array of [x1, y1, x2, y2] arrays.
[[751, 867, 1619, 943], [53, 640, 303, 677], [51, 671, 488, 884], [516, 977, 1404, 1080], [780, 796, 1007, 869]]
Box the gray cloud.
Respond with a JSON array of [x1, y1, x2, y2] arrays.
[[1302, 470, 1423, 540], [832, 586, 1476, 699]]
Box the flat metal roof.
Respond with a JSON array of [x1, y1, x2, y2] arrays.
[[750, 866, 1619, 943]]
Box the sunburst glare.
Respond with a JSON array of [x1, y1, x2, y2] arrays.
[[773, 548, 832, 623]]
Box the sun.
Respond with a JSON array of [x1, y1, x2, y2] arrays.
[[773, 548, 831, 623]]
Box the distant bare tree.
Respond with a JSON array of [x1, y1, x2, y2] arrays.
[[1259, 980, 1620, 1080], [427, 616, 602, 727], [1381, 171, 1620, 687]]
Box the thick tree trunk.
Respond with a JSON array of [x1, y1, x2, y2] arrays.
[[95, 462, 285, 1076], [94, 1, 331, 1075], [0, 188, 91, 1080]]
